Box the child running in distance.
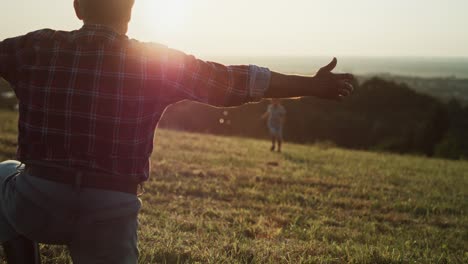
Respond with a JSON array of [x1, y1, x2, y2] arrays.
[[262, 99, 286, 152]]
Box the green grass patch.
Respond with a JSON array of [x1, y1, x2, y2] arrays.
[[0, 110, 467, 263]]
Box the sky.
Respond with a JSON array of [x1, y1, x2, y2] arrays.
[[1, 0, 467, 57]]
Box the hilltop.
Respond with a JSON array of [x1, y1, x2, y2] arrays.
[[0, 110, 467, 263], [359, 74, 468, 105]]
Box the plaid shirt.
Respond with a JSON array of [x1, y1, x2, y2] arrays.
[[0, 25, 271, 182]]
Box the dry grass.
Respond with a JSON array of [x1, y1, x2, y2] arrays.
[[0, 110, 467, 263]]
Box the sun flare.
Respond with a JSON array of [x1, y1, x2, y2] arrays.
[[139, 0, 190, 34]]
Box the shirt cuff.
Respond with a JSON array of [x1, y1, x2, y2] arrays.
[[248, 65, 271, 101]]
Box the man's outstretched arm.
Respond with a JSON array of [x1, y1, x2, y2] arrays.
[[160, 46, 353, 107], [265, 58, 354, 100]]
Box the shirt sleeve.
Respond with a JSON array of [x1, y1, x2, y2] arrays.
[[0, 36, 22, 83], [161, 47, 271, 107]]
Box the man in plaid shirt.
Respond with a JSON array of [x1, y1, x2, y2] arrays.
[[0, 0, 354, 263]]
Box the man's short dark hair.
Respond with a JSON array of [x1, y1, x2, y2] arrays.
[[76, 0, 135, 23]]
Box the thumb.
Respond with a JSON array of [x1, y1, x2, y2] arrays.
[[319, 57, 337, 73]]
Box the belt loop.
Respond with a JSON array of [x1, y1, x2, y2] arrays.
[[75, 172, 83, 193]]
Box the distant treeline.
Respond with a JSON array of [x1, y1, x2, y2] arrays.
[[1, 77, 467, 159], [361, 74, 468, 105]]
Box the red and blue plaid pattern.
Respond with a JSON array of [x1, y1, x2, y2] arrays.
[[0, 25, 270, 182]]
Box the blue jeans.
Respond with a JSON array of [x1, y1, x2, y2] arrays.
[[0, 160, 141, 264]]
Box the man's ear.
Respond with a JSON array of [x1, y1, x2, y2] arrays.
[[74, 0, 84, 20]]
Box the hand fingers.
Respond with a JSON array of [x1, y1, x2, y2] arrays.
[[344, 82, 354, 92], [319, 57, 337, 73], [338, 82, 354, 97], [339, 89, 351, 97]]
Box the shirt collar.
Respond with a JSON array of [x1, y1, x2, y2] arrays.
[[79, 24, 127, 40]]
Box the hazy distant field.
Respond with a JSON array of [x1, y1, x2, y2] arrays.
[[1, 110, 467, 263]]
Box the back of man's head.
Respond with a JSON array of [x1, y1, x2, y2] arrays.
[[74, 0, 135, 24]]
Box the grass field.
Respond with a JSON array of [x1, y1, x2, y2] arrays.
[[0, 110, 467, 263]]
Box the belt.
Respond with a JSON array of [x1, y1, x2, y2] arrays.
[[25, 164, 139, 195]]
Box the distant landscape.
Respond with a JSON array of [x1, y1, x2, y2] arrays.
[[360, 74, 468, 105]]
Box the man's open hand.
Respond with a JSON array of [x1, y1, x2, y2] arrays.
[[314, 58, 355, 101], [265, 58, 355, 100]]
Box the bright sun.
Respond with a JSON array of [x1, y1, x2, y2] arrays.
[[140, 0, 190, 33]]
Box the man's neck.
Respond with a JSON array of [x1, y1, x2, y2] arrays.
[[83, 21, 128, 35]]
